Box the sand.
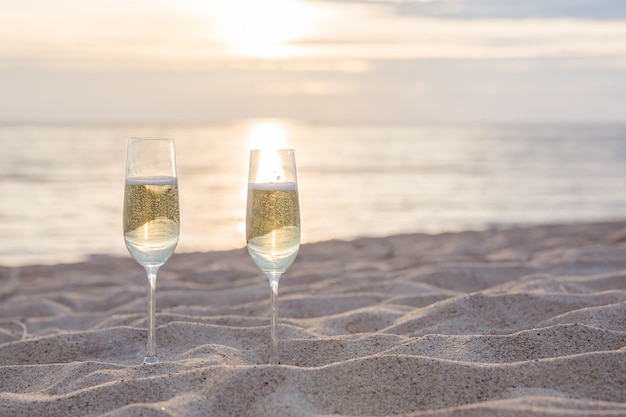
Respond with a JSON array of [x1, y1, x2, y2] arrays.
[[1, 222, 625, 416]]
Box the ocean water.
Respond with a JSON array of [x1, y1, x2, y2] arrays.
[[1, 120, 625, 266]]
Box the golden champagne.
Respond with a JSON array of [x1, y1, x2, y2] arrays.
[[246, 182, 300, 274], [124, 176, 180, 268]]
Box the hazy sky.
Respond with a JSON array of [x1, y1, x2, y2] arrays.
[[1, 0, 625, 123]]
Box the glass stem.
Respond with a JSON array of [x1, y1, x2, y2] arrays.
[[268, 274, 280, 365], [144, 268, 158, 365]]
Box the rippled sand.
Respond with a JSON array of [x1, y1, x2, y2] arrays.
[[1, 222, 625, 416]]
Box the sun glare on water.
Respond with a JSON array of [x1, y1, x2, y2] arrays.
[[246, 121, 290, 182], [207, 0, 314, 57], [246, 121, 289, 151]]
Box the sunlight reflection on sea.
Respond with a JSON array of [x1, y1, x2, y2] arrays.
[[1, 120, 625, 266]]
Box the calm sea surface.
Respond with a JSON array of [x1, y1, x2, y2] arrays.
[[1, 121, 626, 266]]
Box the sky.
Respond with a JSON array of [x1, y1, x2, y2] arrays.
[[1, 0, 625, 124]]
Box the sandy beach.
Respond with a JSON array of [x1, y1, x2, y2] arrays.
[[1, 221, 625, 416]]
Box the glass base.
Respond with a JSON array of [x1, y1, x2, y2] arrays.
[[143, 355, 159, 365]]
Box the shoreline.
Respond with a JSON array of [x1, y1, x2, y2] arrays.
[[5, 219, 626, 269]]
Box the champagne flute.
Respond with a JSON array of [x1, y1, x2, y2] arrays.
[[246, 149, 300, 365], [123, 138, 180, 365]]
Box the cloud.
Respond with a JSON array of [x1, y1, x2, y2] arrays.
[[1, 1, 624, 124], [3, 0, 625, 70], [290, 18, 626, 62], [260, 81, 354, 95], [1, 58, 625, 124], [314, 0, 626, 19]]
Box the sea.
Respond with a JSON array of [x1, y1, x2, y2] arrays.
[[1, 120, 626, 266]]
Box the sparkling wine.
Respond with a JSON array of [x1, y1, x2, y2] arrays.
[[124, 176, 180, 268], [246, 182, 300, 274]]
